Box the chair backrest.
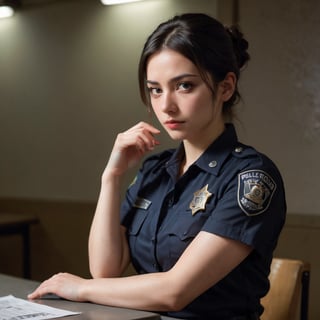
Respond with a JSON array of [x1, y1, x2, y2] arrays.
[[261, 258, 310, 320]]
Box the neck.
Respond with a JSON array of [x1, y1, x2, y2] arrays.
[[179, 123, 225, 176]]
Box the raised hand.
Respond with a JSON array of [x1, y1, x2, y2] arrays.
[[105, 122, 160, 177]]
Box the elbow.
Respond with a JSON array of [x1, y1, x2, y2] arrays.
[[165, 302, 185, 313], [160, 290, 191, 312], [89, 266, 106, 279], [90, 269, 106, 279], [90, 270, 120, 279], [157, 273, 196, 312], [89, 264, 122, 279], [169, 298, 189, 312], [89, 261, 103, 278], [89, 255, 130, 278]]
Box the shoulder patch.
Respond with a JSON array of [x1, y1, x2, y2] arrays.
[[237, 169, 277, 216]]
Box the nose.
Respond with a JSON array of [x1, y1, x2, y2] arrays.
[[161, 91, 178, 114]]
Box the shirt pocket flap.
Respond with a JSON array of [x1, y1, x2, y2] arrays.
[[127, 211, 148, 236]]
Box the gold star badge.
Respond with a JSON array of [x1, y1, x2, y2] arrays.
[[189, 184, 212, 215]]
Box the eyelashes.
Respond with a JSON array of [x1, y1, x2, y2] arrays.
[[148, 87, 162, 96], [147, 81, 195, 98], [177, 82, 193, 91]]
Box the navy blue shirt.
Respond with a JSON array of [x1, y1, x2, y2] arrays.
[[120, 124, 286, 319]]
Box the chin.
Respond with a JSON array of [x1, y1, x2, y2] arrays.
[[167, 132, 186, 141]]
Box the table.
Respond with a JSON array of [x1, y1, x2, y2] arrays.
[[0, 213, 38, 279], [0, 274, 179, 320]]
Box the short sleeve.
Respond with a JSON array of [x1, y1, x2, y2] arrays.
[[202, 165, 286, 255]]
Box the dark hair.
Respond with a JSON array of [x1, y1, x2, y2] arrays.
[[138, 13, 250, 118]]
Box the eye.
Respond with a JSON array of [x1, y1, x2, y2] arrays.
[[148, 87, 162, 97], [177, 82, 193, 92]]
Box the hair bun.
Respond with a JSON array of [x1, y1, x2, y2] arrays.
[[226, 25, 250, 69]]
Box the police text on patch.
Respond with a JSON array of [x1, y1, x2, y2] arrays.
[[237, 169, 277, 216]]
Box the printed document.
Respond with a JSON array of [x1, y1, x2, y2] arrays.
[[0, 295, 80, 320]]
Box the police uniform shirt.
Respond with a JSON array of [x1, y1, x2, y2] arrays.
[[120, 123, 286, 320]]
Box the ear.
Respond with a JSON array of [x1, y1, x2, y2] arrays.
[[220, 72, 237, 102]]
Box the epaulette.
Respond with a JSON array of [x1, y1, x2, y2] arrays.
[[232, 143, 258, 158]]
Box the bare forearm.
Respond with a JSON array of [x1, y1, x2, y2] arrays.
[[81, 271, 186, 312], [88, 173, 129, 278], [89, 124, 161, 278], [29, 232, 252, 314]]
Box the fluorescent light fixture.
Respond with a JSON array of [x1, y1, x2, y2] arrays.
[[101, 0, 144, 5], [0, 5, 14, 18], [0, 0, 20, 19]]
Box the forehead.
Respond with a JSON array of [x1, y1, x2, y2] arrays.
[[146, 49, 199, 80]]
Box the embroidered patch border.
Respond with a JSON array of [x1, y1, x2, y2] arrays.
[[237, 169, 277, 216]]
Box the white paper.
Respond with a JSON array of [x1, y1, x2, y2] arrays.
[[0, 295, 80, 320]]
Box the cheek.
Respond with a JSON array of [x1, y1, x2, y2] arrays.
[[150, 100, 159, 113], [185, 94, 212, 113], [151, 102, 164, 120]]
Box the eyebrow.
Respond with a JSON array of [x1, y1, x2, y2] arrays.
[[146, 73, 199, 85]]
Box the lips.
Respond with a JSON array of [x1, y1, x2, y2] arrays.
[[164, 120, 185, 129], [165, 119, 184, 124]]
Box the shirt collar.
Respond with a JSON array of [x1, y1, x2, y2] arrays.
[[165, 123, 239, 177], [196, 123, 239, 175]]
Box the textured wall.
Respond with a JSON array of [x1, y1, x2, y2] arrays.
[[237, 0, 320, 215]]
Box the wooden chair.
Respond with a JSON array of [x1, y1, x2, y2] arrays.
[[261, 258, 310, 320]]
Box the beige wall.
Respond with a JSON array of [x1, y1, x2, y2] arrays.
[[2, 0, 319, 212], [1, 0, 320, 319], [0, 0, 217, 202]]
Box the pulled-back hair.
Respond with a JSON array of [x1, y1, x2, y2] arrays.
[[138, 13, 250, 118]]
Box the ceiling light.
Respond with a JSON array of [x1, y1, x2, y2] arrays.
[[0, 6, 14, 18], [0, 0, 21, 19], [100, 0, 144, 5]]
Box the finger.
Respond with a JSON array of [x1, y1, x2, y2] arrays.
[[121, 128, 159, 152], [27, 275, 60, 299], [28, 286, 50, 300], [136, 126, 161, 150], [134, 121, 161, 135], [136, 133, 156, 151]]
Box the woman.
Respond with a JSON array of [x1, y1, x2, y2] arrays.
[[29, 13, 286, 320]]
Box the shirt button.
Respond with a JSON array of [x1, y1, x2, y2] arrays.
[[208, 160, 217, 168], [235, 146, 243, 153]]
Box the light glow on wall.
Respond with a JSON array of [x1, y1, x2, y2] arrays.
[[100, 0, 144, 5]]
